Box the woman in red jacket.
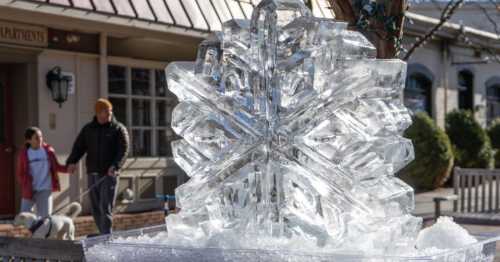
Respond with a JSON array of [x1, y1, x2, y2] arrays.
[[16, 127, 68, 218]]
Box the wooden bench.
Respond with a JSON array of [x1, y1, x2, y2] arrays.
[[434, 167, 500, 224], [0, 237, 84, 261]]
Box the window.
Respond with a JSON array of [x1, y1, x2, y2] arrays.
[[487, 84, 500, 125], [108, 65, 178, 157], [132, 68, 150, 96], [458, 70, 474, 111], [404, 74, 432, 116], [138, 177, 156, 199], [108, 65, 126, 94], [108, 97, 127, 124]]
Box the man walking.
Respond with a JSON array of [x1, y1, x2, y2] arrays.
[[66, 98, 129, 235]]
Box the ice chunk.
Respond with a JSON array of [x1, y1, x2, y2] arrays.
[[171, 140, 208, 176], [195, 33, 223, 86], [416, 217, 477, 250]]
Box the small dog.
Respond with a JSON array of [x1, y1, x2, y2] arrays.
[[121, 188, 134, 202], [14, 202, 82, 240]]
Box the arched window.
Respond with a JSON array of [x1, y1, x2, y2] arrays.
[[404, 73, 432, 116], [486, 77, 500, 124], [458, 70, 474, 111]]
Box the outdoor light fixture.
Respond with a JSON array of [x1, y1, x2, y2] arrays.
[[46, 66, 70, 108]]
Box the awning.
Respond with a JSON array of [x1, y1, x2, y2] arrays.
[[13, 0, 335, 33]]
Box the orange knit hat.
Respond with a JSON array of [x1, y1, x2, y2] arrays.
[[95, 98, 113, 114]]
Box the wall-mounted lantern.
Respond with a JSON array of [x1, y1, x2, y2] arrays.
[[46, 66, 70, 108]]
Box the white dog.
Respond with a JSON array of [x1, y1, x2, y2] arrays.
[[14, 202, 82, 240]]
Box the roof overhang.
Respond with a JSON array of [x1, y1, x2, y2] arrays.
[[405, 11, 500, 51], [0, 0, 209, 39]]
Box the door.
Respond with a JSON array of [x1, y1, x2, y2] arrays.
[[0, 67, 15, 216]]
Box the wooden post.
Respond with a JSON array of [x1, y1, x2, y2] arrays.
[[489, 175, 493, 212], [475, 175, 479, 212], [467, 175, 472, 212], [434, 198, 442, 220], [496, 175, 499, 212]]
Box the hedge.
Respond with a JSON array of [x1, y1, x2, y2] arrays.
[[446, 110, 493, 169], [398, 112, 454, 191]]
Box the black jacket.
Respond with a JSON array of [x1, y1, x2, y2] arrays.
[[66, 117, 129, 174]]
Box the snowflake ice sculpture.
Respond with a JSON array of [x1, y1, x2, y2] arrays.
[[166, 0, 422, 253]]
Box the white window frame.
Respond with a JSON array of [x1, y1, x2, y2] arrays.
[[106, 58, 176, 158]]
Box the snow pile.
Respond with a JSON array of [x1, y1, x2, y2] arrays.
[[416, 217, 477, 251]]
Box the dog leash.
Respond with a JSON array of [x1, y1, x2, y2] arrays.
[[29, 175, 108, 234], [51, 174, 108, 216], [29, 216, 53, 238]]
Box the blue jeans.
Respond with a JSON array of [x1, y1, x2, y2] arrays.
[[20, 189, 53, 218]]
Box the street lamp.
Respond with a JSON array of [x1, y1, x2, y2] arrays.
[[46, 66, 70, 108]]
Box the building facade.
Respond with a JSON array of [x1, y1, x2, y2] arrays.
[[0, 0, 335, 217], [404, 2, 500, 127], [0, 0, 498, 218], [410, 1, 500, 35]]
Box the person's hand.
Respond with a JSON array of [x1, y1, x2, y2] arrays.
[[107, 166, 117, 177], [67, 164, 76, 174]]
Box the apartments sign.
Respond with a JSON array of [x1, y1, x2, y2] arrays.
[[0, 21, 48, 47]]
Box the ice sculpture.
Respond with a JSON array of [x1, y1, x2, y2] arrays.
[[165, 0, 421, 254], [83, 1, 500, 261]]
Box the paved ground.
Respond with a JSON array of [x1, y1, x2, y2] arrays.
[[414, 187, 455, 218], [2, 188, 500, 260], [414, 188, 500, 261]]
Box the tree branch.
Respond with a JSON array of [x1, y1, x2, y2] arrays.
[[403, 0, 464, 61], [473, 1, 500, 36]]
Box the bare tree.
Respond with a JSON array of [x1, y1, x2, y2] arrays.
[[470, 1, 500, 63], [403, 0, 464, 60], [326, 0, 473, 61], [327, 0, 500, 62], [328, 0, 408, 59], [402, 0, 499, 63], [473, 1, 500, 36]]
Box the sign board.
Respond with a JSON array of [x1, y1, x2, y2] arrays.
[[62, 72, 75, 95], [0, 20, 48, 47]]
